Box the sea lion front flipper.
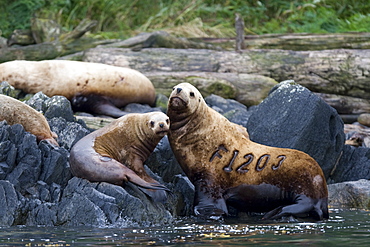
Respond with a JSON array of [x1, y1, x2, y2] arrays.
[[193, 180, 228, 220], [71, 94, 128, 117], [262, 194, 323, 220]]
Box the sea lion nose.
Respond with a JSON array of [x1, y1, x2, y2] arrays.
[[176, 88, 182, 94], [159, 123, 164, 128]]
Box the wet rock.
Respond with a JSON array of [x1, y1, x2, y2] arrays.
[[247, 80, 345, 180], [145, 137, 195, 217], [328, 179, 370, 209], [58, 177, 173, 226]]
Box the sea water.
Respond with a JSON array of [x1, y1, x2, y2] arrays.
[[0, 208, 369, 246]]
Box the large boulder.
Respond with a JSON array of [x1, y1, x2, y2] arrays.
[[328, 179, 370, 209], [247, 80, 345, 180]]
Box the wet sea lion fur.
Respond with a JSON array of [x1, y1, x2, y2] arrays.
[[167, 83, 328, 221]]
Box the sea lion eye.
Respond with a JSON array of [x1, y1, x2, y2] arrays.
[[150, 121, 155, 127], [190, 92, 195, 97]]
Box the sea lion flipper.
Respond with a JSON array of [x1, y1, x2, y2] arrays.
[[262, 195, 325, 221], [71, 94, 128, 117], [193, 182, 228, 219]]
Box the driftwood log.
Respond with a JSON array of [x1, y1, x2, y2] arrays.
[[82, 47, 370, 100], [106, 31, 370, 51], [145, 71, 276, 106], [195, 32, 370, 51]]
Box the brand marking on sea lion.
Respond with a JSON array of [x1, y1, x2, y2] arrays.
[[211, 144, 286, 174]]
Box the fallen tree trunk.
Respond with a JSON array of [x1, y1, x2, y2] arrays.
[[83, 47, 370, 100], [195, 32, 370, 51], [316, 93, 370, 114]]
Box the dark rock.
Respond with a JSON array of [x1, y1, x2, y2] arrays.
[[205, 94, 251, 127], [172, 175, 195, 216], [44, 96, 75, 122], [145, 136, 184, 183], [0, 180, 20, 226], [329, 145, 370, 183], [145, 137, 195, 217], [5, 129, 42, 194], [123, 103, 163, 113], [26, 93, 75, 122], [24, 92, 49, 112], [247, 80, 345, 180], [39, 142, 72, 187], [0, 106, 76, 226], [328, 179, 370, 209], [26, 203, 57, 226], [48, 117, 91, 151], [58, 177, 173, 227]]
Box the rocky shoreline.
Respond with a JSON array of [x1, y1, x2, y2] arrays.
[[0, 80, 370, 227]]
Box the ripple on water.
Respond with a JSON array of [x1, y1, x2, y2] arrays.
[[0, 208, 370, 246]]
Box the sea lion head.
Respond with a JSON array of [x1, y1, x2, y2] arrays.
[[168, 83, 203, 114], [147, 112, 170, 138]]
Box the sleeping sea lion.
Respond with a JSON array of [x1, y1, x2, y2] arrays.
[[0, 94, 58, 146], [0, 60, 156, 117], [69, 112, 170, 202], [167, 83, 328, 221]]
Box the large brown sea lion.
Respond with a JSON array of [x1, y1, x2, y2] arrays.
[[167, 83, 329, 221], [0, 94, 58, 146], [0, 60, 156, 117], [69, 112, 170, 202]]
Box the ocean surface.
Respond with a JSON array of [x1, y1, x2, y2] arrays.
[[0, 208, 369, 246]]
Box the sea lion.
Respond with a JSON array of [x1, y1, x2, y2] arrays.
[[167, 83, 329, 221], [69, 112, 170, 202], [0, 94, 58, 146], [0, 60, 156, 117]]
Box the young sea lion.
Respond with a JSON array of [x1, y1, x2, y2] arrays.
[[69, 112, 170, 202], [0, 60, 156, 117], [167, 83, 328, 221], [0, 94, 58, 146]]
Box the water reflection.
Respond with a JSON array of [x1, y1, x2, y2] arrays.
[[0, 208, 369, 246]]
